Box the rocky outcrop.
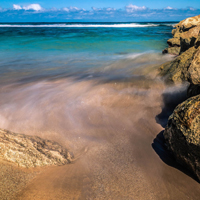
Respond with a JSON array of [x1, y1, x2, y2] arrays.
[[159, 15, 200, 85], [0, 129, 73, 168], [164, 95, 200, 181], [188, 47, 200, 84], [163, 15, 200, 55], [159, 46, 200, 84], [176, 15, 200, 31], [160, 15, 200, 181]]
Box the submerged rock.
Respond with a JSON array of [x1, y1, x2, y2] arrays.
[[0, 129, 73, 168], [164, 95, 200, 181]]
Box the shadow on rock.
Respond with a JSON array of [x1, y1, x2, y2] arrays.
[[156, 86, 188, 127], [152, 130, 199, 183]]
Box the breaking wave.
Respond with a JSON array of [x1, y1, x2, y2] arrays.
[[0, 23, 161, 28]]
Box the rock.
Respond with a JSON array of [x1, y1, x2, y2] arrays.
[[167, 47, 181, 55], [164, 94, 200, 181], [167, 38, 181, 47], [180, 26, 200, 52], [195, 36, 200, 48], [188, 47, 200, 84], [0, 129, 73, 168], [163, 15, 200, 55], [176, 15, 200, 31], [187, 84, 200, 98], [161, 15, 200, 182], [162, 48, 168, 54], [162, 47, 181, 55], [159, 47, 197, 84]]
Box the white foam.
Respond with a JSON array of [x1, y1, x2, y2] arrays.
[[0, 23, 159, 28], [125, 52, 146, 59], [164, 23, 177, 27]]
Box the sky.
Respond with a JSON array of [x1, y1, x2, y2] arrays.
[[0, 0, 200, 22]]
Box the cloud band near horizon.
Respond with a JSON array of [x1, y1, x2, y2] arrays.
[[0, 3, 199, 22]]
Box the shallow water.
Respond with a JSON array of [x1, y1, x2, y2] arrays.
[[0, 22, 173, 83]]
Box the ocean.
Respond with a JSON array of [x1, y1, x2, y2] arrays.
[[0, 22, 175, 84]]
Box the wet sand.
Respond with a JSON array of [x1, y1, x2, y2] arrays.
[[0, 71, 200, 199]]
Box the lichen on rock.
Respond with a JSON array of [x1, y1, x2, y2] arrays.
[[176, 15, 200, 31], [162, 15, 200, 55], [188, 48, 200, 84], [159, 15, 200, 85], [0, 129, 73, 168], [159, 15, 200, 181], [159, 46, 198, 84], [164, 95, 200, 181]]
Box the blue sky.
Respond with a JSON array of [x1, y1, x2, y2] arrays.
[[0, 0, 200, 22]]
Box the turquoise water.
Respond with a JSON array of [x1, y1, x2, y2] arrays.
[[0, 22, 174, 83]]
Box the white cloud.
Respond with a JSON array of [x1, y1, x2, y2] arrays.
[[63, 6, 85, 12], [92, 7, 100, 11], [189, 7, 196, 11], [50, 7, 59, 11], [70, 6, 80, 11], [126, 4, 146, 13], [63, 8, 69, 12], [106, 8, 116, 11], [13, 4, 22, 10], [2, 4, 199, 22], [23, 4, 42, 11], [164, 6, 173, 10]]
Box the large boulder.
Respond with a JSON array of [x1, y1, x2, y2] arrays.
[[0, 129, 73, 167], [176, 15, 200, 31], [180, 26, 200, 52], [188, 48, 200, 84], [159, 46, 198, 84], [163, 15, 200, 55], [164, 94, 200, 181]]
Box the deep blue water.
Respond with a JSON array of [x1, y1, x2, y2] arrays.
[[0, 22, 175, 83]]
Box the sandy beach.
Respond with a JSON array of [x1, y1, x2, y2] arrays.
[[1, 75, 200, 200]]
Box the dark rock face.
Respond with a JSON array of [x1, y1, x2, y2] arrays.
[[187, 84, 200, 98], [164, 95, 200, 181], [0, 129, 73, 167]]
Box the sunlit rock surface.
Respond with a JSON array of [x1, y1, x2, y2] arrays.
[[163, 15, 200, 55], [0, 129, 73, 168], [164, 94, 200, 181], [159, 14, 200, 85], [159, 46, 199, 84]]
